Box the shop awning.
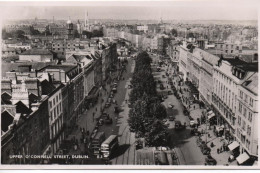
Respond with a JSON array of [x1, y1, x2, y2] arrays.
[[228, 141, 239, 151], [236, 152, 250, 164], [208, 112, 215, 119]]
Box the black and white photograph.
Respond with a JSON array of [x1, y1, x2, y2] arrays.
[[0, 0, 259, 169]]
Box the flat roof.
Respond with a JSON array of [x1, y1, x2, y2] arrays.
[[37, 65, 77, 73]]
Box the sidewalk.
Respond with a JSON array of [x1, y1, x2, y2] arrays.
[[65, 68, 122, 161], [198, 124, 237, 166]]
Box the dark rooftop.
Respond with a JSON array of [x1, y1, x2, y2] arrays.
[[235, 62, 258, 72]]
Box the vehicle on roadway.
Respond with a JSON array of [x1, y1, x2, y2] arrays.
[[112, 87, 117, 93], [101, 135, 119, 159], [168, 102, 173, 108], [104, 116, 113, 124], [190, 119, 198, 128], [174, 121, 185, 130]]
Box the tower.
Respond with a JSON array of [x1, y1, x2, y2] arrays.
[[77, 19, 81, 35], [84, 10, 90, 31], [67, 16, 74, 39]]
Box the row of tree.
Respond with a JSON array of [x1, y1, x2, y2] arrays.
[[128, 51, 168, 147]]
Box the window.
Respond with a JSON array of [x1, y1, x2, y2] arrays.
[[57, 105, 59, 115], [242, 121, 246, 131], [249, 98, 253, 107], [240, 90, 243, 99], [248, 112, 252, 122], [54, 108, 56, 118], [50, 111, 53, 121], [243, 107, 247, 117], [239, 102, 242, 113], [247, 125, 251, 136], [56, 95, 58, 103], [49, 101, 52, 108], [231, 50, 233, 53], [53, 98, 56, 105], [244, 94, 248, 103], [238, 116, 241, 126]]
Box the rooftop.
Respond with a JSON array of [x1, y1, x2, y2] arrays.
[[242, 72, 258, 95], [235, 62, 258, 72], [20, 48, 53, 55], [37, 64, 77, 73]]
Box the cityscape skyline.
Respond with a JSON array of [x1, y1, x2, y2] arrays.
[[0, 0, 258, 21]]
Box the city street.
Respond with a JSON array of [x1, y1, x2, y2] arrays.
[[150, 53, 205, 165]]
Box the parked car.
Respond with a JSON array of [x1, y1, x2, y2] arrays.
[[97, 119, 104, 126], [190, 128, 201, 136], [104, 116, 113, 124], [168, 102, 174, 109], [169, 115, 174, 121], [160, 84, 165, 90], [205, 155, 217, 165], [105, 102, 111, 108]]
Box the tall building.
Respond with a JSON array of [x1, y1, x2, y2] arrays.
[[66, 17, 74, 40], [84, 10, 90, 31]]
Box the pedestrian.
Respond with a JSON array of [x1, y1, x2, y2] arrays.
[[194, 105, 195, 109], [217, 148, 220, 154]]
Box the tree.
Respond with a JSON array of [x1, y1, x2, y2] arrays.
[[92, 29, 103, 37], [150, 102, 167, 120], [145, 120, 168, 147], [29, 26, 40, 35], [82, 31, 92, 39], [2, 29, 12, 39], [128, 99, 151, 136], [171, 29, 178, 36], [73, 30, 80, 38], [187, 32, 195, 38]]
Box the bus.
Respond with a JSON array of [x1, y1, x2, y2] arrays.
[[101, 135, 119, 159], [91, 132, 106, 157]]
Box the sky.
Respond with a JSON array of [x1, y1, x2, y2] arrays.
[[0, 0, 258, 21]]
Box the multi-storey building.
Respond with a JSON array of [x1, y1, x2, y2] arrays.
[[212, 58, 257, 141], [1, 66, 57, 164], [215, 42, 243, 55], [167, 41, 179, 65], [37, 64, 84, 135], [236, 71, 258, 160], [47, 86, 64, 156], [198, 49, 220, 107], [178, 42, 191, 81], [137, 25, 148, 33]]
